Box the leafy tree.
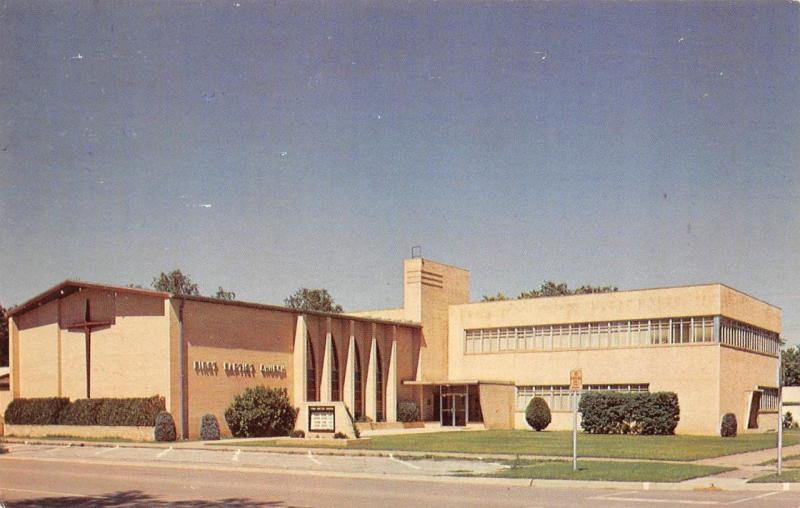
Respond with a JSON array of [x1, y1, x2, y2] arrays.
[[284, 288, 343, 313], [0, 301, 8, 366], [151, 269, 200, 296], [519, 281, 618, 299], [213, 287, 236, 301], [483, 281, 618, 301], [481, 292, 510, 302], [783, 345, 800, 386]]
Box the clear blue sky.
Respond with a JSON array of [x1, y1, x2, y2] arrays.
[[1, 1, 798, 344]]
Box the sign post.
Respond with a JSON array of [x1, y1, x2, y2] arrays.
[[777, 349, 783, 476], [570, 369, 583, 471]]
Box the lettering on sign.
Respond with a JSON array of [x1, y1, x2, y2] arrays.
[[260, 364, 287, 377], [308, 406, 335, 433], [224, 362, 256, 377], [193, 361, 219, 376]]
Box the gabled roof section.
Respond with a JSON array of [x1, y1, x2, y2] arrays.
[[6, 280, 169, 318]]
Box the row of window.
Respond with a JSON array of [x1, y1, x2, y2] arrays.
[[515, 384, 649, 411], [720, 318, 780, 356], [465, 316, 779, 357], [760, 387, 779, 412]]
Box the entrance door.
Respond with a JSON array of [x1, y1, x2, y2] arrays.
[[440, 385, 467, 427]]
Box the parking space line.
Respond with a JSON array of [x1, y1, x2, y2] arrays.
[[156, 447, 172, 459], [593, 496, 718, 505], [727, 491, 779, 505], [389, 453, 421, 470], [232, 449, 241, 462], [94, 445, 119, 456], [307, 451, 321, 465]]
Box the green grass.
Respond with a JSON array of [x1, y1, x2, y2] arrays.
[[281, 430, 799, 461], [484, 459, 732, 482], [749, 469, 800, 483], [758, 453, 800, 466]]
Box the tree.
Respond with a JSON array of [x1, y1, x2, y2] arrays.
[[151, 269, 200, 296], [0, 301, 8, 366], [783, 345, 800, 386], [483, 281, 618, 302], [213, 287, 236, 301], [481, 292, 510, 302], [284, 288, 343, 313], [519, 281, 618, 299]]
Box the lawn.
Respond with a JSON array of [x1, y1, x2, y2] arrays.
[[485, 459, 731, 482], [233, 430, 800, 461], [749, 469, 800, 483]]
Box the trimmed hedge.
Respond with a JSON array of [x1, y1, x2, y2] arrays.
[[4, 396, 165, 427], [397, 401, 421, 422], [721, 413, 737, 437], [200, 413, 221, 441], [525, 396, 552, 431], [4, 398, 69, 425], [579, 391, 680, 435], [224, 386, 296, 438], [154, 411, 177, 442]]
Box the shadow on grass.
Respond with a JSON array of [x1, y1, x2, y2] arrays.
[[5, 490, 287, 507]]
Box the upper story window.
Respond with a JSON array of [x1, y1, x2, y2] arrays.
[[465, 316, 778, 357]]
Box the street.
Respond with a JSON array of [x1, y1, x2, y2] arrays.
[[0, 446, 798, 507]]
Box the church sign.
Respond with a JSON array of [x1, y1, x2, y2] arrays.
[[308, 405, 335, 433]]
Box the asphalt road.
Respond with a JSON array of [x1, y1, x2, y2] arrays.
[[1, 450, 798, 507]]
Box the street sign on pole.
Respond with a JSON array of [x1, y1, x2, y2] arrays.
[[570, 369, 582, 471]]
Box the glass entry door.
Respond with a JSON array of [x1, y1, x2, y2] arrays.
[[440, 385, 467, 427]]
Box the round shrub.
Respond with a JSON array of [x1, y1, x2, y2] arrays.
[[154, 411, 177, 442], [199, 413, 220, 441], [334, 431, 348, 439], [289, 429, 305, 438], [720, 413, 737, 437], [224, 386, 296, 438], [397, 401, 420, 422], [525, 396, 552, 431]]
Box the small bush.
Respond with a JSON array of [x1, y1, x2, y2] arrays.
[[720, 413, 737, 437], [397, 401, 420, 422], [783, 412, 794, 430], [224, 386, 296, 438], [199, 414, 220, 441], [525, 397, 552, 431], [154, 411, 177, 442], [334, 431, 347, 439], [289, 429, 305, 438], [4, 398, 70, 425], [579, 392, 680, 435]]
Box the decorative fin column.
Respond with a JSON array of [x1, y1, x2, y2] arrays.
[[320, 332, 333, 402], [343, 329, 355, 414], [292, 315, 308, 407], [386, 336, 398, 422], [365, 336, 377, 421]]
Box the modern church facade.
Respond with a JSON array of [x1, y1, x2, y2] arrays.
[[6, 258, 782, 437]]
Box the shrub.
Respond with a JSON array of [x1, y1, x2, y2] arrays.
[[783, 412, 794, 430], [397, 401, 420, 422], [630, 392, 680, 435], [579, 392, 628, 434], [59, 396, 165, 427], [154, 411, 177, 442], [224, 386, 296, 438], [289, 429, 305, 438], [199, 414, 220, 441], [720, 413, 737, 437], [525, 397, 552, 431], [579, 392, 680, 435], [4, 398, 70, 425], [334, 431, 347, 439]]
